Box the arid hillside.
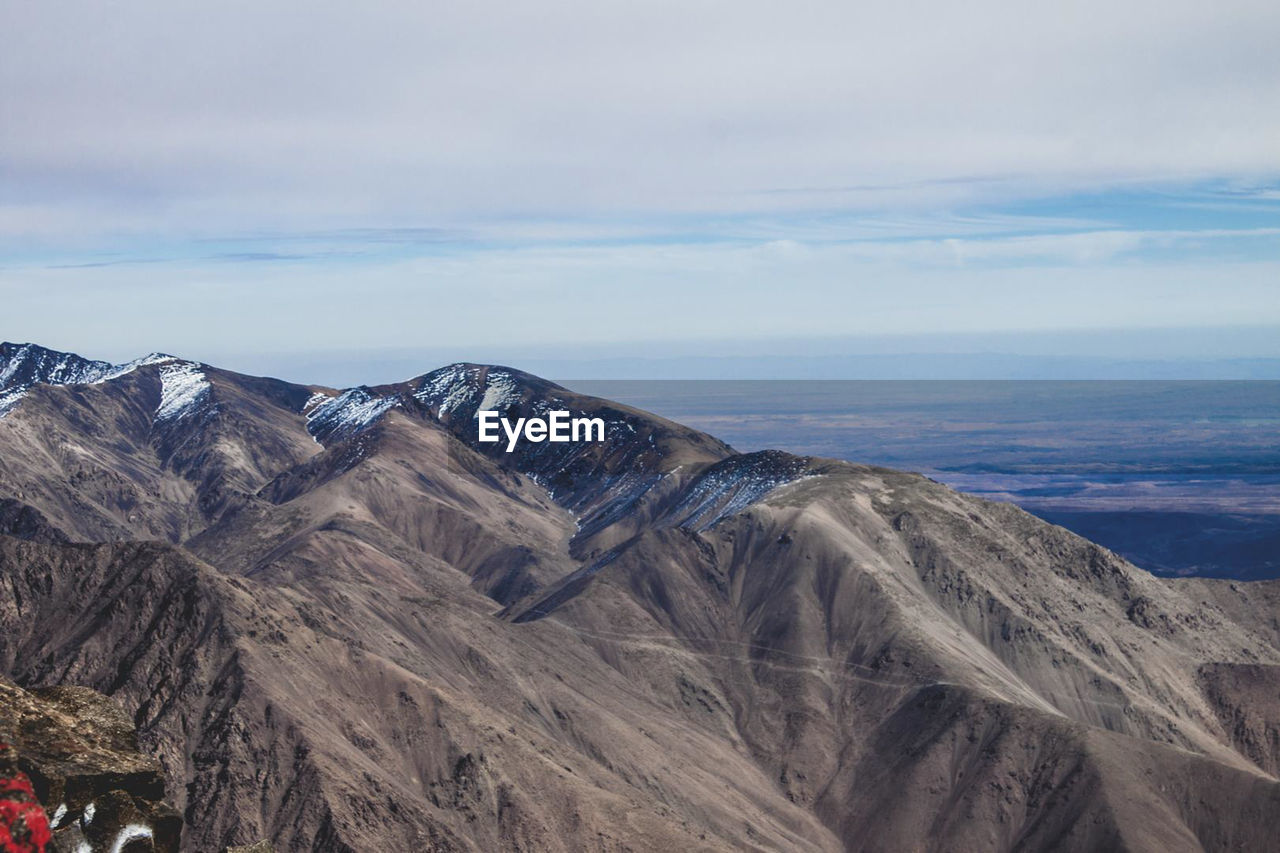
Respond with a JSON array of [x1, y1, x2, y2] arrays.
[[1, 344, 1279, 852]]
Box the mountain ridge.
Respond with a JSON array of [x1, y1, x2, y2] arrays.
[[1, 341, 1279, 851]]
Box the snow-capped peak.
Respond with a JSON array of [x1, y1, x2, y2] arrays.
[[413, 363, 478, 416], [94, 353, 179, 384], [412, 364, 538, 422], [0, 342, 208, 423], [306, 387, 401, 445], [0, 342, 114, 390]]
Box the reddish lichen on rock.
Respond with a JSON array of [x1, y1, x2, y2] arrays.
[[0, 745, 51, 853]]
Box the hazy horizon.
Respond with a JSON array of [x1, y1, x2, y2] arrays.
[[5, 325, 1280, 386]]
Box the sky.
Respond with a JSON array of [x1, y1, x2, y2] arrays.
[[2, 0, 1278, 381]]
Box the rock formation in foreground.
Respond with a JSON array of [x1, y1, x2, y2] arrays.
[[1, 678, 180, 852]]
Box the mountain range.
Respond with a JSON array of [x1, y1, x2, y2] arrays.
[[1, 340, 1279, 852]]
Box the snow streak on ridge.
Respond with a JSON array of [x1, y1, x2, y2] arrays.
[[94, 353, 179, 384], [306, 388, 401, 445], [672, 452, 816, 531], [413, 363, 475, 416], [0, 343, 189, 420], [477, 370, 521, 414], [155, 361, 212, 422], [0, 388, 25, 419]]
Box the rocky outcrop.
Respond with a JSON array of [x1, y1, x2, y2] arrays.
[[0, 501, 67, 546], [0, 679, 180, 853]]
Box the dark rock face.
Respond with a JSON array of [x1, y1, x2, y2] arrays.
[[0, 680, 180, 853], [0, 501, 68, 545]]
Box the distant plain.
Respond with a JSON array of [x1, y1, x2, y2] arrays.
[[569, 380, 1280, 579]]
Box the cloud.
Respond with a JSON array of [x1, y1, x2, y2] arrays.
[[2, 0, 1278, 239], [929, 227, 1280, 265], [2, 0, 1278, 370]]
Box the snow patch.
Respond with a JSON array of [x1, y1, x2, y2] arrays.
[[92, 352, 178, 384], [155, 361, 212, 422], [0, 344, 35, 387], [109, 824, 154, 853], [414, 364, 475, 415], [0, 388, 25, 418], [476, 370, 520, 415], [307, 388, 400, 444], [303, 391, 332, 414], [0, 344, 114, 387], [673, 452, 815, 531]]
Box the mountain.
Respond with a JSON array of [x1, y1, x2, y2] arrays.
[[1, 342, 1279, 852]]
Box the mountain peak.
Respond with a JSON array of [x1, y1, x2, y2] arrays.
[[411, 363, 563, 418], [0, 342, 115, 418], [304, 386, 401, 445], [0, 344, 210, 424]]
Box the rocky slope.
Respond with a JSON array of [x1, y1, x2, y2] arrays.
[[1, 342, 1279, 851], [1, 677, 181, 852]]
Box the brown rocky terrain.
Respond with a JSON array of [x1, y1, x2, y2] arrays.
[[1, 343, 1279, 851], [1, 677, 181, 852]]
